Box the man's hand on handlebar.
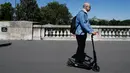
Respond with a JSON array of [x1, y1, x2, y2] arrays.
[[92, 31, 98, 35]]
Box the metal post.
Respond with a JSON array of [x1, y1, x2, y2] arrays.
[[13, 0, 16, 21]]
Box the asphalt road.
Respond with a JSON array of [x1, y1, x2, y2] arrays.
[[0, 40, 130, 73]]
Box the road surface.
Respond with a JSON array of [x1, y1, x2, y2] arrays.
[[0, 40, 130, 73]]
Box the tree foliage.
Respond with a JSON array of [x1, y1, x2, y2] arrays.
[[0, 1, 130, 26], [90, 17, 130, 26], [0, 2, 13, 21], [40, 1, 72, 25], [16, 0, 41, 21]]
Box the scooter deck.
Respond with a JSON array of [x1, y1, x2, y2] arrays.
[[67, 58, 91, 70]]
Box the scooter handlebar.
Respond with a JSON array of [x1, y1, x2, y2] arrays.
[[91, 32, 99, 39]]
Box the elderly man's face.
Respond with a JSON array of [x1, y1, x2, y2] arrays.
[[86, 5, 91, 12]]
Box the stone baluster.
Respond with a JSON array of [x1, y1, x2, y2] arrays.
[[109, 29, 112, 38], [129, 29, 130, 37], [112, 30, 115, 38], [56, 30, 59, 37], [45, 29, 49, 37], [67, 29, 70, 37], [52, 30, 55, 37], [60, 30, 63, 37], [104, 29, 107, 37], [120, 30, 123, 38], [64, 30, 67, 37], [101, 29, 104, 38], [127, 29, 129, 38]]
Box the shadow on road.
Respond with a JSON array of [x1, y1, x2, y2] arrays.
[[0, 42, 12, 47]]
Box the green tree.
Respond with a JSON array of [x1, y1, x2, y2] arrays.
[[16, 0, 40, 21], [90, 16, 109, 25], [119, 20, 130, 26], [109, 19, 120, 26], [0, 2, 13, 21], [89, 20, 98, 25], [15, 4, 22, 20], [40, 1, 72, 25], [89, 16, 99, 25], [98, 20, 109, 25]]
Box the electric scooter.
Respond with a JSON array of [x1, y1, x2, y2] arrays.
[[67, 34, 100, 72]]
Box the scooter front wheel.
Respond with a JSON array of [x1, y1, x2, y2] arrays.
[[92, 64, 100, 72]]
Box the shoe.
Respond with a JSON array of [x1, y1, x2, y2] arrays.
[[67, 58, 82, 67], [84, 54, 92, 63]]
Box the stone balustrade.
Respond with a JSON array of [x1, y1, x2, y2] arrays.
[[33, 24, 130, 41]]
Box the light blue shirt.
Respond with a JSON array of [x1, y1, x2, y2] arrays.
[[75, 10, 93, 35]]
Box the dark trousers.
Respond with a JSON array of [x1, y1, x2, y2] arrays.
[[72, 35, 87, 62]]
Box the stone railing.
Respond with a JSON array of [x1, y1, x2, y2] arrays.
[[33, 24, 130, 41], [100, 26, 130, 38]]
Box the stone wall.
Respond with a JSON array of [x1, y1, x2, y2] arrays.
[[1, 22, 130, 41], [0, 22, 10, 40], [0, 21, 32, 40]]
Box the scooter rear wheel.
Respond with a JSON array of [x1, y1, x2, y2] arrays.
[[92, 64, 100, 72]]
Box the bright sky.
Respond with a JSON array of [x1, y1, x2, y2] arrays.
[[0, 0, 130, 20]]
